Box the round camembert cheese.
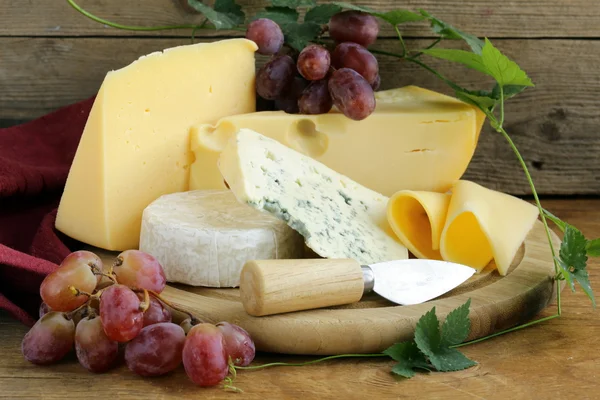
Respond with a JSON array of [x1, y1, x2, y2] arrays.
[[139, 190, 304, 287]]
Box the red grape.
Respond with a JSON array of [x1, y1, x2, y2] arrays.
[[298, 80, 333, 115], [39, 302, 51, 318], [99, 284, 144, 342], [297, 44, 331, 81], [125, 323, 185, 377], [331, 42, 379, 85], [246, 18, 284, 56], [274, 76, 308, 114], [256, 55, 296, 100], [371, 74, 381, 91], [328, 11, 379, 47], [113, 250, 166, 293], [137, 293, 171, 327], [216, 322, 255, 367], [22, 312, 74, 365], [40, 251, 101, 312], [75, 315, 118, 373], [328, 68, 376, 121], [182, 323, 229, 386]]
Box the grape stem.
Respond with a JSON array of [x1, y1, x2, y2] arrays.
[[144, 290, 197, 321], [139, 289, 150, 313], [69, 286, 92, 298]]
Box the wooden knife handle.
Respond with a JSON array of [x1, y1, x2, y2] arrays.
[[240, 259, 365, 317]]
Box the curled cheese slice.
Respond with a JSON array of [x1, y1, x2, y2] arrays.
[[387, 191, 451, 259], [440, 180, 539, 275]]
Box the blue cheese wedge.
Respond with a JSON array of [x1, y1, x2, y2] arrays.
[[218, 129, 408, 264]]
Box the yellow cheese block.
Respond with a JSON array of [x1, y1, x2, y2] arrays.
[[440, 180, 539, 275], [55, 39, 258, 250], [387, 191, 451, 259], [190, 86, 485, 196]]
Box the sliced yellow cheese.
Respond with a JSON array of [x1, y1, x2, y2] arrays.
[[440, 180, 539, 275], [190, 86, 485, 196], [55, 39, 258, 250], [387, 191, 451, 259]]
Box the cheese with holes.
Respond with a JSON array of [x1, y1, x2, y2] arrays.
[[191, 86, 485, 196], [387, 191, 451, 259], [55, 39, 258, 250], [440, 180, 539, 275], [218, 129, 408, 264], [139, 190, 304, 287]]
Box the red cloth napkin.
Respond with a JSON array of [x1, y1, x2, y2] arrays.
[[0, 97, 95, 326]]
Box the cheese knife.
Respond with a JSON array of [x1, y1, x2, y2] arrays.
[[239, 258, 476, 317]]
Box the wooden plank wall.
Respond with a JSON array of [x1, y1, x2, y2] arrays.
[[1, 0, 599, 195]]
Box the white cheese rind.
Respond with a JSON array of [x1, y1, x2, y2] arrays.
[[139, 190, 304, 287], [218, 129, 408, 265]]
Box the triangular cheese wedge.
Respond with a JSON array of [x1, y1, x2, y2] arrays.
[[440, 180, 539, 275], [387, 191, 451, 259]]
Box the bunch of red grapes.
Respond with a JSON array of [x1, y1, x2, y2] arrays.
[[22, 250, 255, 387], [246, 10, 381, 121]]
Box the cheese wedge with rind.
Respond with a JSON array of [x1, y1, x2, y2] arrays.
[[139, 190, 304, 287], [387, 191, 451, 260], [191, 86, 485, 196], [440, 180, 539, 275], [218, 129, 408, 265], [55, 39, 258, 250]]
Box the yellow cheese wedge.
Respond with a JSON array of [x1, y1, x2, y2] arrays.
[[55, 39, 258, 250], [440, 180, 539, 275], [387, 191, 451, 259], [190, 86, 485, 196]]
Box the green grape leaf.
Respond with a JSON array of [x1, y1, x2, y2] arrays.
[[481, 38, 534, 87], [254, 6, 299, 25], [420, 48, 488, 75], [441, 298, 471, 346], [428, 347, 478, 372], [379, 9, 426, 25], [560, 224, 588, 272], [304, 4, 342, 24], [491, 83, 528, 100], [419, 10, 484, 54], [573, 268, 596, 307], [414, 307, 442, 362], [272, 0, 316, 8], [384, 341, 431, 378], [282, 22, 322, 50], [587, 239, 600, 257], [332, 2, 376, 13], [214, 0, 245, 26], [543, 208, 566, 232], [455, 91, 497, 113], [187, 0, 240, 29], [556, 257, 575, 291]]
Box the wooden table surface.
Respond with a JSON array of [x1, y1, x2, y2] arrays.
[[1, 199, 599, 399]]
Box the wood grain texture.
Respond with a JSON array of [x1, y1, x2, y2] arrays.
[[1, 37, 598, 195], [1, 199, 598, 399], [2, 0, 599, 38]]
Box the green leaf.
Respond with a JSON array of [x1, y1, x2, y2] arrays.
[[254, 6, 299, 25], [282, 22, 322, 50], [455, 91, 497, 113], [187, 0, 240, 29], [441, 298, 471, 346], [572, 268, 596, 307], [560, 224, 588, 272], [304, 4, 342, 24], [586, 239, 600, 257], [379, 9, 426, 25], [492, 83, 528, 100], [428, 347, 478, 372], [542, 208, 566, 232], [481, 38, 534, 87], [419, 10, 484, 54], [272, 0, 316, 8], [332, 2, 376, 13], [385, 341, 431, 379], [420, 48, 488, 75], [414, 307, 441, 361], [556, 257, 575, 291], [214, 0, 245, 26]]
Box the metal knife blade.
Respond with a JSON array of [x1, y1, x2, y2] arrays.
[[362, 259, 476, 305]]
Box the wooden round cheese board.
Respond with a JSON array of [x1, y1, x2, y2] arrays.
[[94, 220, 560, 355]]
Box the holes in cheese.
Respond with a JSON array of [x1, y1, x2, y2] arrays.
[[387, 191, 451, 260], [440, 181, 539, 276], [387, 181, 539, 276], [190, 86, 485, 197], [55, 39, 258, 250]]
